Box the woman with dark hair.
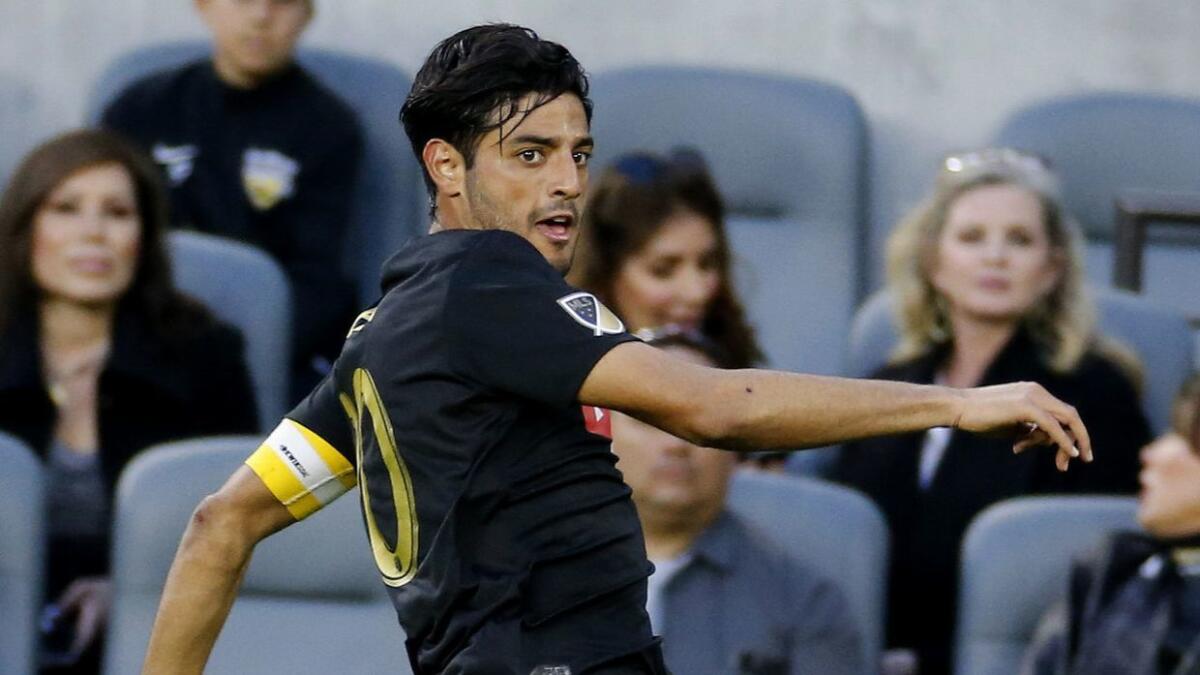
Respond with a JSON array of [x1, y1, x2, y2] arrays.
[[570, 149, 762, 370], [0, 129, 257, 673]]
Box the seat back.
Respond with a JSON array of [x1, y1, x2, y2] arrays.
[[0, 73, 39, 188], [168, 230, 291, 428], [728, 471, 888, 674], [87, 42, 422, 305], [954, 496, 1138, 675], [996, 92, 1200, 239], [104, 436, 409, 674], [846, 287, 1194, 433], [590, 67, 869, 374], [0, 432, 43, 675]]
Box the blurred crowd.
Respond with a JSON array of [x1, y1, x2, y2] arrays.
[[2, 1, 1197, 674]]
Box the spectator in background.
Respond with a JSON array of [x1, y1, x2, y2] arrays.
[[100, 0, 363, 399], [610, 327, 862, 675], [834, 148, 1151, 675], [571, 149, 786, 471], [1023, 373, 1200, 675], [0, 129, 257, 674], [570, 148, 762, 369]]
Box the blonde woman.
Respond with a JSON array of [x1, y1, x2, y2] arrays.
[[835, 148, 1150, 675]]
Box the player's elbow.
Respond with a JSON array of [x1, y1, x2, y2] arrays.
[[184, 491, 264, 563], [675, 399, 754, 451]]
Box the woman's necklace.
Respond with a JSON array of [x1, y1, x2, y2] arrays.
[[44, 340, 111, 407]]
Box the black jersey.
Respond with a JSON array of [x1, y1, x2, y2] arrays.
[[246, 230, 661, 674]]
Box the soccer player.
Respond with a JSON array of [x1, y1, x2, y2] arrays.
[[142, 24, 1092, 675]]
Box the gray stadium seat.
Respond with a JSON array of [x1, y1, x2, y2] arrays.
[[0, 73, 39, 189], [589, 67, 870, 375], [954, 496, 1138, 675], [87, 42, 422, 305], [0, 432, 43, 675], [103, 436, 409, 675], [995, 92, 1200, 240], [168, 230, 292, 428], [846, 287, 1194, 434], [728, 470, 888, 674]]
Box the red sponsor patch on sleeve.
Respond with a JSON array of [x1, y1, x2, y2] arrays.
[[582, 405, 613, 439]]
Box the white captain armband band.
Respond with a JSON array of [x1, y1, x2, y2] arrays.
[[245, 419, 357, 520]]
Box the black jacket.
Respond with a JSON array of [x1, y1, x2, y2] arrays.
[[834, 329, 1151, 675], [0, 307, 258, 594], [101, 59, 364, 388], [1024, 532, 1200, 675]]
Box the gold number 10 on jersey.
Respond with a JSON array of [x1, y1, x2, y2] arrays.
[[341, 367, 419, 587]]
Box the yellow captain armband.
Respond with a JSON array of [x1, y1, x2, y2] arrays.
[[245, 419, 357, 520]]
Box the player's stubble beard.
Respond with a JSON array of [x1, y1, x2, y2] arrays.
[[464, 170, 579, 275]]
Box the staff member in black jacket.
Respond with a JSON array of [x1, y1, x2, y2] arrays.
[[836, 148, 1150, 675], [0, 129, 257, 674], [101, 0, 363, 399]]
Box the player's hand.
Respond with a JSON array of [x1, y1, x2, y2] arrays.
[[953, 381, 1093, 472], [57, 575, 113, 657]]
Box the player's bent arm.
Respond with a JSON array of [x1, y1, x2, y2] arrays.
[[142, 466, 295, 675], [579, 341, 1091, 468]]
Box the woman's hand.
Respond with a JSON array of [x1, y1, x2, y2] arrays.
[[57, 575, 113, 656]]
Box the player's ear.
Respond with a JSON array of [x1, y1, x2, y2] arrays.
[[422, 139, 464, 199]]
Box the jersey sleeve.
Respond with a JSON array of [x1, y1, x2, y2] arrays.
[[244, 372, 357, 520], [446, 234, 637, 409]]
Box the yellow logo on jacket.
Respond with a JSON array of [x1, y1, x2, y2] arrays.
[[242, 148, 299, 211]]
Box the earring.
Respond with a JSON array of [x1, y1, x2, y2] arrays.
[[928, 294, 951, 343]]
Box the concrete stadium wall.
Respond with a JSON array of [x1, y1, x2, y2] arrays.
[[3, 0, 1199, 287]]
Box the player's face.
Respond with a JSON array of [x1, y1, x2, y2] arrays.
[[610, 209, 720, 332], [1137, 433, 1200, 538], [31, 163, 142, 308], [463, 94, 593, 274], [930, 183, 1062, 327], [611, 346, 736, 531], [197, 0, 311, 88]]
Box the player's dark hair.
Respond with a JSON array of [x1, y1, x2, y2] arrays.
[[0, 129, 214, 346], [400, 23, 591, 212], [572, 148, 764, 369]]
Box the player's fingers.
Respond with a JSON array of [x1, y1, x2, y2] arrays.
[[1056, 446, 1071, 472], [1026, 406, 1079, 468], [1032, 389, 1093, 463], [1013, 428, 1049, 454]]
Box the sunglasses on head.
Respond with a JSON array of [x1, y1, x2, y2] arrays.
[[611, 147, 709, 185], [941, 147, 1052, 175]]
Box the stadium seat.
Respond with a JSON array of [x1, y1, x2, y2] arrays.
[[728, 470, 888, 674], [87, 42, 423, 306], [589, 67, 870, 375], [103, 436, 409, 675], [954, 496, 1138, 675], [0, 73, 38, 188], [995, 92, 1200, 240], [0, 432, 43, 675], [168, 230, 292, 428], [846, 287, 1194, 434]]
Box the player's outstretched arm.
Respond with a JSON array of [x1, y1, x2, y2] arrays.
[[579, 341, 1091, 471], [142, 466, 295, 675]]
